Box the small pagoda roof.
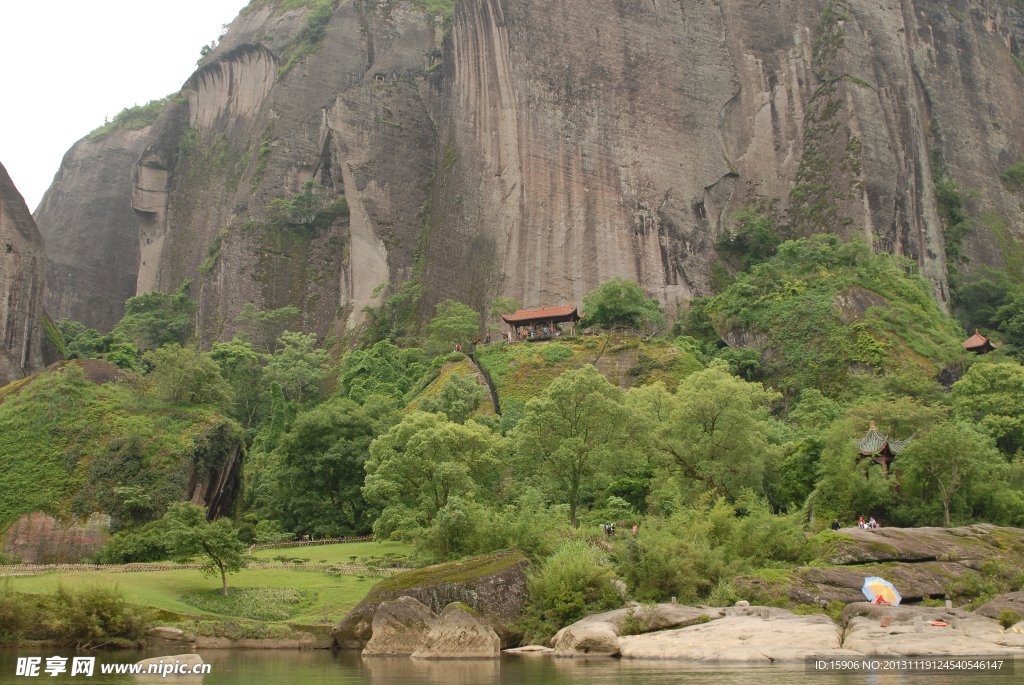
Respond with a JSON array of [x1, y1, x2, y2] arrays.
[[501, 305, 582, 325], [854, 421, 913, 455], [962, 329, 1001, 354]]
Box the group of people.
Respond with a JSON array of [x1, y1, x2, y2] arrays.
[[830, 517, 880, 530], [601, 523, 640, 537]]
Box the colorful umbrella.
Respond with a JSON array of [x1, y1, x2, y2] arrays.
[[862, 576, 902, 606]]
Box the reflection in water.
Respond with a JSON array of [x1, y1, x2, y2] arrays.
[[0, 648, 1019, 685], [362, 656, 500, 685]]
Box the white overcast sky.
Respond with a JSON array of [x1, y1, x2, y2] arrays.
[[0, 0, 244, 211]]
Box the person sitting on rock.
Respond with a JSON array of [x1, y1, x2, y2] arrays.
[[831, 518, 841, 531], [869, 517, 878, 529]]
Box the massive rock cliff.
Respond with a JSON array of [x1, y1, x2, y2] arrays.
[[33, 129, 149, 332], [0, 161, 45, 387], [32, 0, 1024, 341]]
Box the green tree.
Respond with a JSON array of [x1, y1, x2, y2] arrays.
[[897, 421, 1007, 526], [114, 281, 195, 350], [363, 412, 503, 538], [165, 503, 247, 596], [715, 206, 783, 268], [420, 372, 488, 424], [210, 336, 264, 427], [234, 304, 300, 354], [360, 281, 424, 346], [581, 277, 664, 330], [951, 362, 1024, 455], [143, 343, 232, 407], [55, 319, 140, 369], [489, 297, 522, 329], [263, 331, 330, 405], [274, 398, 376, 537], [427, 299, 481, 348], [654, 360, 781, 500], [268, 179, 330, 227], [514, 365, 635, 527], [338, 339, 425, 404]]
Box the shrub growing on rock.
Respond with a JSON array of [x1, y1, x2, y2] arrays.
[[519, 539, 622, 642]]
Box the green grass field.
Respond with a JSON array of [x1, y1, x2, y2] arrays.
[[249, 540, 411, 566], [6, 542, 413, 625]]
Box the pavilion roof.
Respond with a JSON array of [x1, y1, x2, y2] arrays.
[[962, 329, 1001, 352], [501, 305, 582, 324], [854, 421, 913, 455]]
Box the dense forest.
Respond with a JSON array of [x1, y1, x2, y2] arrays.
[[3, 218, 1024, 637]]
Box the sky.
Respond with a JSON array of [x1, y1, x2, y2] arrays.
[[0, 0, 245, 212]]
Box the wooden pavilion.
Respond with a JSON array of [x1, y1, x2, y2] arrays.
[[854, 421, 914, 480], [962, 329, 1001, 355], [501, 305, 583, 337]]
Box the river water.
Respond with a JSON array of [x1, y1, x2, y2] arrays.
[[0, 648, 1018, 685]]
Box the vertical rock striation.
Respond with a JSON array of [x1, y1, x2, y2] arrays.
[[0, 161, 46, 386], [31, 0, 1024, 336], [33, 129, 148, 331]]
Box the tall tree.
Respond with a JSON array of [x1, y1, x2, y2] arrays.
[[952, 362, 1024, 455], [654, 360, 780, 500], [514, 365, 634, 527], [363, 412, 503, 537], [427, 300, 480, 348], [143, 343, 232, 407], [897, 421, 1006, 526], [263, 331, 330, 405]]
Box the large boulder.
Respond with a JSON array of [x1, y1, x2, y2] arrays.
[[618, 606, 854, 661], [410, 603, 501, 659], [973, 592, 1024, 623], [332, 551, 529, 649], [362, 596, 438, 656], [552, 604, 724, 656], [841, 602, 1024, 656]]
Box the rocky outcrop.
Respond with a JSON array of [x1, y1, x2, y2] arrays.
[[735, 525, 1024, 608], [410, 603, 501, 659], [362, 596, 438, 656], [33, 129, 149, 332], [0, 512, 110, 564], [552, 604, 724, 657], [332, 550, 529, 649], [35, 1, 1024, 337], [841, 602, 1024, 656], [617, 606, 853, 661], [973, 592, 1024, 623], [0, 161, 45, 388]]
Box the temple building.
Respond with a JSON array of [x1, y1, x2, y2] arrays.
[[501, 305, 583, 337], [854, 421, 913, 480], [962, 329, 1001, 355]]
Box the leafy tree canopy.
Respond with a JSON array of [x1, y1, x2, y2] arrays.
[[581, 277, 664, 330], [426, 299, 480, 347], [114, 281, 195, 351], [165, 502, 247, 596]]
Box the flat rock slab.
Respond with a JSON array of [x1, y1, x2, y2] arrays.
[[552, 604, 724, 657], [618, 607, 846, 661], [363, 596, 437, 656], [504, 645, 554, 655], [826, 524, 1024, 565], [842, 602, 1024, 656], [411, 603, 501, 659]]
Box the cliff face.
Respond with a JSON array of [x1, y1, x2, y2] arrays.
[[0, 161, 45, 387], [33, 0, 1024, 340], [33, 129, 149, 332]]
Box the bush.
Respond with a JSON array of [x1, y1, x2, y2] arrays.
[[519, 540, 622, 643], [998, 609, 1022, 629], [96, 519, 171, 563], [0, 580, 36, 643], [36, 584, 151, 648]]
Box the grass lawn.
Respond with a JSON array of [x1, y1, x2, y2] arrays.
[[4, 567, 380, 625], [249, 540, 411, 566]]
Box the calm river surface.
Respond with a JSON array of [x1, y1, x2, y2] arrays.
[[0, 648, 1018, 685]]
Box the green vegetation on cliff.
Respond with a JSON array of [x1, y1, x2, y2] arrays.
[[88, 95, 180, 141]]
